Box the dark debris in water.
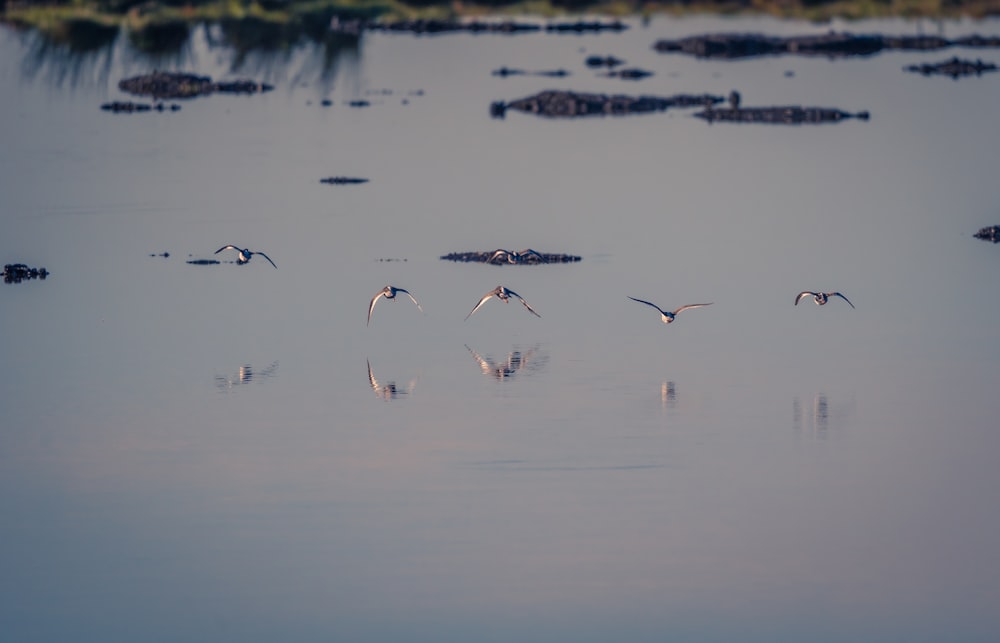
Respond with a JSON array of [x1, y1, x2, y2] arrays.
[[492, 90, 722, 119], [320, 177, 369, 185], [652, 31, 1000, 60], [118, 71, 273, 100], [492, 67, 570, 78], [441, 251, 582, 265], [101, 101, 181, 113], [3, 263, 49, 283], [904, 57, 998, 78], [973, 225, 1000, 243], [695, 105, 870, 125], [187, 259, 221, 265]]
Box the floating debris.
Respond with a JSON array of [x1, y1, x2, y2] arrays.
[[653, 31, 1000, 60], [3, 263, 49, 283], [118, 71, 273, 100], [492, 67, 570, 78], [186, 259, 221, 265], [973, 225, 1000, 243], [600, 68, 653, 80], [149, 252, 171, 258], [492, 90, 722, 119], [695, 105, 869, 125], [101, 101, 181, 113], [441, 250, 582, 265], [904, 57, 998, 78], [320, 177, 369, 185], [585, 55, 625, 68]]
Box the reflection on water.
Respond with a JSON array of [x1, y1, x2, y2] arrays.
[[661, 380, 676, 410], [465, 344, 547, 381], [367, 359, 418, 401], [214, 361, 278, 392], [793, 393, 855, 437], [14, 16, 360, 91]]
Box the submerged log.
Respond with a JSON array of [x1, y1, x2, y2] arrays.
[[695, 105, 870, 125], [904, 57, 998, 78], [652, 31, 1000, 60], [493, 90, 722, 118]]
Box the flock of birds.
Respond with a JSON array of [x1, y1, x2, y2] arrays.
[[215, 244, 855, 326]]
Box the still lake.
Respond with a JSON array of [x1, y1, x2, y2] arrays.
[[2, 11, 1000, 642]]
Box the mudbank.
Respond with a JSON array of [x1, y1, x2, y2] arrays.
[[492, 90, 722, 118], [653, 32, 1000, 60], [441, 250, 582, 265], [101, 101, 181, 113], [973, 225, 1000, 243], [331, 18, 626, 36], [3, 263, 49, 283], [905, 57, 998, 78], [118, 71, 274, 100], [695, 105, 870, 124]]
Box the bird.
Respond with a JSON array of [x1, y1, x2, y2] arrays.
[[627, 296, 713, 324], [368, 285, 423, 326], [487, 248, 545, 265], [795, 291, 855, 309], [465, 285, 541, 320], [214, 245, 277, 268]]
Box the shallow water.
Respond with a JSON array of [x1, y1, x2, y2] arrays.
[[2, 13, 1000, 642]]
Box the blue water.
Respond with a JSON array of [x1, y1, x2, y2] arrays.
[[2, 13, 999, 642]]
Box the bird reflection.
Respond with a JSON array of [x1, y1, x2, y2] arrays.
[[367, 360, 417, 400], [661, 380, 677, 410], [465, 344, 546, 381], [215, 361, 278, 391], [792, 393, 851, 437]]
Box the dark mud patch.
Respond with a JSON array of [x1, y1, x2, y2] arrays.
[[904, 57, 997, 78], [973, 226, 1000, 243], [695, 105, 869, 124], [3, 263, 49, 283], [653, 32, 1000, 60], [320, 177, 369, 184], [492, 90, 722, 118], [441, 250, 582, 265], [118, 71, 273, 100]]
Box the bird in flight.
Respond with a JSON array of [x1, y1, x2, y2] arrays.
[[214, 245, 277, 268], [465, 285, 541, 320], [368, 285, 423, 326], [794, 291, 855, 309], [627, 296, 713, 324], [487, 249, 545, 265]]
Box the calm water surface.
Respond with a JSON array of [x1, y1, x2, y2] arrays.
[[2, 13, 1000, 642]]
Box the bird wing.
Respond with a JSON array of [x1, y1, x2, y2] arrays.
[[397, 288, 423, 312], [673, 303, 713, 315], [367, 360, 378, 391], [487, 250, 509, 264], [215, 244, 239, 255], [368, 291, 385, 326], [628, 296, 665, 315], [514, 294, 541, 318], [831, 292, 855, 309], [465, 292, 495, 320], [255, 251, 278, 269], [794, 291, 815, 306]]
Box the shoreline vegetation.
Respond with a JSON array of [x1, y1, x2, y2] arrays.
[[4, 0, 1000, 31], [2, 0, 998, 64]]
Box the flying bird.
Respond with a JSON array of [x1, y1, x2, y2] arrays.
[[465, 285, 541, 320], [627, 296, 713, 324], [368, 285, 423, 326], [214, 245, 277, 268], [795, 291, 855, 309], [487, 248, 545, 265]]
